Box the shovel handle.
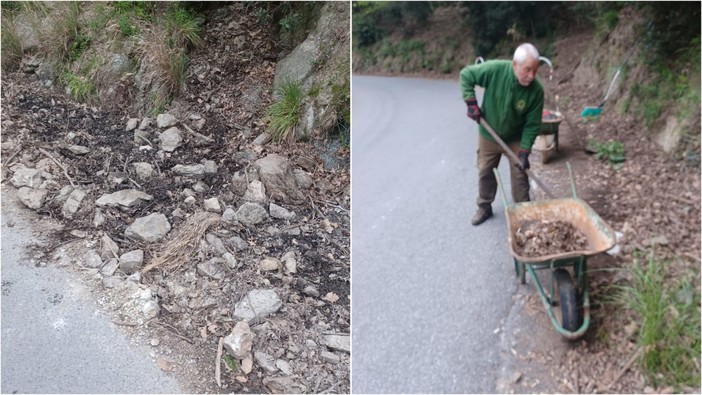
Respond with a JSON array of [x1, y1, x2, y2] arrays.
[[478, 118, 557, 199]]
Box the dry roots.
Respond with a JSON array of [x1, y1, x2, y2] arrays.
[[141, 211, 220, 274]]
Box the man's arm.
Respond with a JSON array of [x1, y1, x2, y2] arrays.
[[459, 62, 492, 100]]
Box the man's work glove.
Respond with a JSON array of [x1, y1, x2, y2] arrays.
[[516, 149, 530, 171], [465, 98, 480, 122]]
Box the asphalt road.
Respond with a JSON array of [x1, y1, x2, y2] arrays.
[[1, 186, 182, 394], [351, 76, 519, 393]]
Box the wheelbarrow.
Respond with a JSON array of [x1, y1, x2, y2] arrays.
[[533, 109, 564, 164], [493, 163, 616, 339]]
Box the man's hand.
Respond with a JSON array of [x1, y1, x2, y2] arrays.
[[465, 98, 480, 122], [516, 149, 530, 171]]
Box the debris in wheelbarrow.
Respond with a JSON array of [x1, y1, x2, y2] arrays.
[[514, 220, 589, 258]]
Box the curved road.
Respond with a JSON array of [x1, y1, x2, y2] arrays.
[[352, 76, 520, 393]]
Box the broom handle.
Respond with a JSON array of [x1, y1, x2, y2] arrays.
[[479, 118, 557, 199]]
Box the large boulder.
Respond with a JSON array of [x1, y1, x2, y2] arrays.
[[254, 154, 305, 204]]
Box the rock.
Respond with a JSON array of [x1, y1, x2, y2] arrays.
[[283, 227, 301, 236], [260, 257, 281, 272], [108, 172, 128, 185], [96, 189, 153, 207], [17, 187, 48, 209], [266, 226, 281, 237], [197, 258, 226, 280], [303, 285, 320, 298], [184, 196, 196, 205], [156, 113, 178, 128], [70, 230, 86, 238], [241, 355, 253, 374], [138, 117, 152, 130], [84, 250, 104, 269], [320, 351, 340, 364], [133, 162, 154, 180], [293, 169, 313, 190], [119, 249, 144, 273], [193, 181, 207, 193], [66, 145, 90, 155], [252, 132, 272, 146], [11, 168, 43, 188], [102, 276, 122, 289], [221, 208, 237, 224], [203, 160, 218, 174], [270, 203, 295, 220], [183, 188, 197, 197], [282, 252, 297, 274], [254, 351, 278, 373], [142, 300, 160, 319], [125, 213, 171, 243], [227, 236, 248, 251], [125, 118, 139, 131], [93, 208, 105, 227], [233, 289, 283, 322], [101, 258, 119, 276], [276, 359, 293, 375], [159, 127, 182, 152], [171, 207, 185, 218], [231, 172, 248, 196], [255, 154, 305, 204], [262, 376, 306, 394], [296, 156, 317, 172], [172, 164, 205, 176], [232, 149, 258, 163], [100, 234, 120, 261], [322, 334, 350, 353], [243, 180, 267, 203], [223, 253, 238, 269], [223, 321, 253, 359], [61, 188, 86, 219], [134, 129, 150, 145], [235, 202, 268, 226], [128, 272, 142, 283], [204, 197, 222, 213], [205, 233, 229, 255]]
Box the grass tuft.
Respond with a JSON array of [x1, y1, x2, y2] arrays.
[[62, 72, 95, 103], [166, 5, 203, 49], [614, 249, 701, 389], [1, 17, 23, 71], [267, 80, 304, 142]]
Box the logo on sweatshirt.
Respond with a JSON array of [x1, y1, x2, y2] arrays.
[[516, 99, 526, 112]]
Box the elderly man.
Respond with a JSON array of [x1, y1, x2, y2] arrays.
[[459, 43, 544, 226]]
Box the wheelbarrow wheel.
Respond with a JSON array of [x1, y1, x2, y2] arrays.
[[554, 269, 580, 332]]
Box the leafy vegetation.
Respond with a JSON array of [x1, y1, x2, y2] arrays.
[[61, 72, 95, 103], [267, 80, 304, 142], [615, 250, 701, 389], [588, 139, 626, 168]]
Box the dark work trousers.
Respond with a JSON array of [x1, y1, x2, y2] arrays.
[[476, 134, 530, 207]]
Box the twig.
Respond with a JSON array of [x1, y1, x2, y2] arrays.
[[309, 194, 326, 220], [181, 122, 214, 143], [112, 320, 139, 326], [134, 133, 153, 147], [38, 148, 75, 188], [215, 336, 224, 388], [129, 177, 142, 190], [154, 321, 194, 344], [319, 381, 342, 394], [605, 346, 642, 391], [2, 145, 22, 167]]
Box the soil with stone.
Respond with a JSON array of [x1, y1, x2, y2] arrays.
[[514, 220, 589, 258], [1, 4, 349, 394]]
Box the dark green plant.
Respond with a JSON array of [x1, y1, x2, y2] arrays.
[[588, 139, 625, 168], [118, 14, 139, 37], [68, 34, 90, 62], [165, 4, 203, 49]]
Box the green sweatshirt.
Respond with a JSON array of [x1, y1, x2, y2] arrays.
[[459, 60, 544, 150]]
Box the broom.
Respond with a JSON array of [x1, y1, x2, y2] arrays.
[[580, 36, 642, 117]]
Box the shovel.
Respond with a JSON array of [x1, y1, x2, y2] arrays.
[[478, 118, 557, 199]]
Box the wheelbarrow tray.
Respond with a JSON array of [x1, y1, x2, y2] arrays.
[[505, 198, 616, 265]]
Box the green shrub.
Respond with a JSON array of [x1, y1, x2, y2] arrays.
[[267, 80, 304, 142], [588, 139, 625, 168]]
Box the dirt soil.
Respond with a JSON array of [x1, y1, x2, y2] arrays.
[[1, 4, 349, 394]]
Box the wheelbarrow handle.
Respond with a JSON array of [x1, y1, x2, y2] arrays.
[[478, 118, 557, 199]]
